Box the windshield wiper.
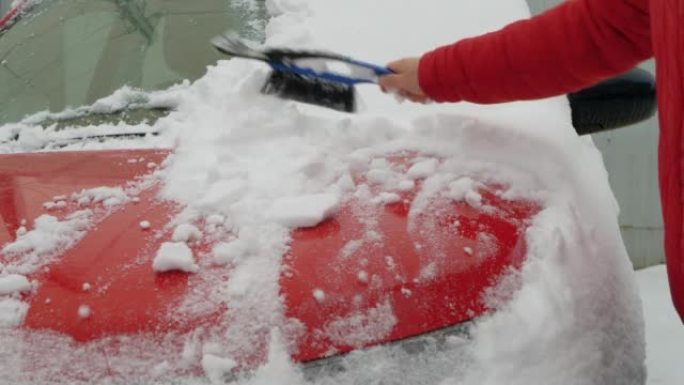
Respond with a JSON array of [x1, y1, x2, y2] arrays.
[[0, 0, 32, 33]]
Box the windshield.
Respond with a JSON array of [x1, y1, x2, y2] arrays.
[[0, 0, 266, 125]]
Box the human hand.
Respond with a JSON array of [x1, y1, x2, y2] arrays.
[[378, 57, 431, 104]]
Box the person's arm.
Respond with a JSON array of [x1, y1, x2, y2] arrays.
[[381, 0, 652, 104]]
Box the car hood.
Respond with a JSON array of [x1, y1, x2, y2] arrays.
[[0, 149, 537, 366]]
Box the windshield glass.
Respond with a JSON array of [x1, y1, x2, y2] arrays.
[[0, 0, 266, 125]]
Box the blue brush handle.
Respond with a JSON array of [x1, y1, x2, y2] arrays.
[[269, 59, 393, 85], [346, 59, 394, 77]]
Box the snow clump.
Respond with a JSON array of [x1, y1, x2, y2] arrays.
[[153, 242, 199, 273]]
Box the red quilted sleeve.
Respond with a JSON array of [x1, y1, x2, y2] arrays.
[[418, 0, 652, 103]]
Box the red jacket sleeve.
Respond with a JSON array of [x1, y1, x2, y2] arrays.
[[418, 0, 653, 103]]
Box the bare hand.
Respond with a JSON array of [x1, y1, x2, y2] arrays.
[[378, 58, 430, 103]]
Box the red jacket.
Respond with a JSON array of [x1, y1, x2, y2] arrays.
[[419, 0, 684, 322]]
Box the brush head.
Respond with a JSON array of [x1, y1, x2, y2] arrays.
[[211, 33, 358, 112], [262, 70, 356, 113]]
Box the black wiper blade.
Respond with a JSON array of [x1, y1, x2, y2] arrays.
[[43, 131, 161, 150], [0, 130, 161, 150]]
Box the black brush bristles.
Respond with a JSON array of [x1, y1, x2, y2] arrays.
[[261, 70, 356, 113]]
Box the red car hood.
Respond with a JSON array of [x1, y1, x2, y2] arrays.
[[0, 149, 538, 365]]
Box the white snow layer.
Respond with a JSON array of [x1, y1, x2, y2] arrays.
[[0, 0, 650, 384], [269, 193, 340, 228], [0, 274, 31, 296], [153, 242, 200, 273]]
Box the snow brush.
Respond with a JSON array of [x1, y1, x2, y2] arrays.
[[211, 33, 392, 112]]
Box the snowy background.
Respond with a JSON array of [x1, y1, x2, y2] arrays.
[[0, 0, 682, 384], [637, 266, 684, 385]]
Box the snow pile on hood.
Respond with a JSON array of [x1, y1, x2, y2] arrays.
[[0, 0, 645, 384]]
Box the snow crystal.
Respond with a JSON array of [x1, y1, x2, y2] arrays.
[[246, 329, 304, 385], [195, 179, 247, 210], [357, 271, 369, 284], [323, 300, 398, 348], [43, 200, 67, 210], [0, 274, 31, 295], [366, 169, 395, 186], [139, 220, 151, 230], [16, 125, 47, 151], [72, 186, 129, 208], [372, 192, 401, 205], [340, 239, 363, 259], [385, 256, 397, 270], [172, 224, 202, 243], [206, 214, 226, 226], [336, 173, 356, 192], [407, 158, 439, 179], [419, 262, 437, 281], [212, 239, 250, 265], [77, 305, 91, 319], [396, 179, 416, 192], [2, 211, 92, 275], [201, 354, 237, 385], [0, 298, 28, 327], [15, 226, 27, 237], [465, 190, 483, 209], [447, 177, 480, 202], [269, 193, 340, 228], [82, 282, 91, 292], [152, 242, 199, 273], [150, 361, 171, 378], [312, 289, 326, 303]]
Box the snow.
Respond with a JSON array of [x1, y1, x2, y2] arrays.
[[77, 305, 91, 319], [323, 299, 398, 348], [269, 193, 340, 228], [201, 354, 237, 385], [0, 274, 31, 296], [636, 265, 684, 385], [0, 0, 664, 384], [407, 158, 439, 179], [0, 298, 28, 327], [172, 224, 202, 243], [152, 242, 200, 273], [212, 238, 251, 265], [1, 211, 92, 275], [312, 289, 326, 303], [72, 186, 129, 208]]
